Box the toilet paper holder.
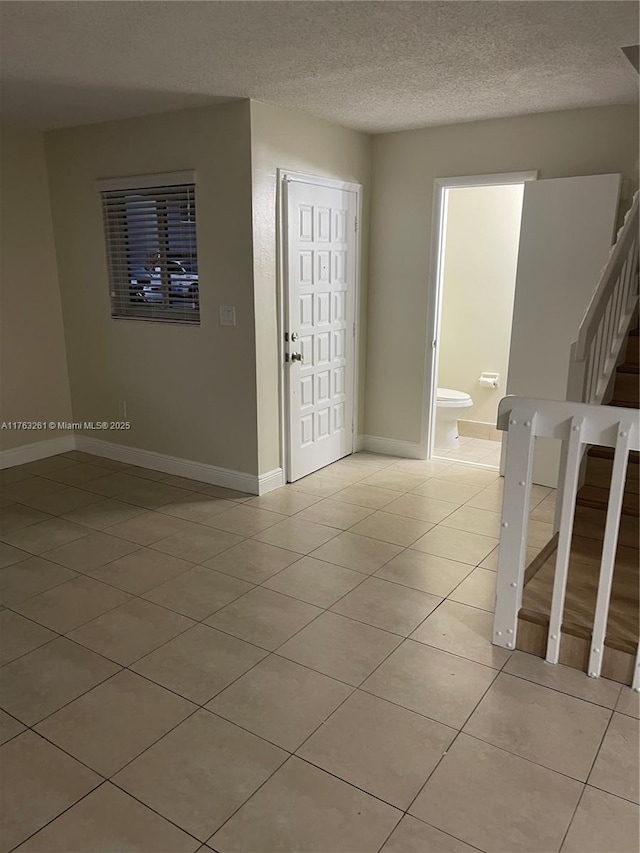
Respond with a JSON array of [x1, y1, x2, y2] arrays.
[[479, 372, 500, 389]]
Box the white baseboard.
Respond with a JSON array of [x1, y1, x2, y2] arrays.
[[0, 435, 75, 469], [257, 468, 285, 495], [0, 432, 284, 497], [75, 436, 261, 495], [360, 435, 426, 459]]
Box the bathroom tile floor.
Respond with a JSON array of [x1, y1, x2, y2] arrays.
[[434, 436, 502, 468], [1, 450, 638, 853]]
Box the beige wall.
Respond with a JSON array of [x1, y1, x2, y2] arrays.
[[45, 101, 259, 474], [366, 104, 640, 446], [438, 184, 524, 425], [250, 101, 372, 475], [0, 123, 73, 450], [7, 100, 636, 473]]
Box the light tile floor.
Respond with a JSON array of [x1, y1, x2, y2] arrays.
[[434, 436, 502, 468], [1, 450, 638, 853]]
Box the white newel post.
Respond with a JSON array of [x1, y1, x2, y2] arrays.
[[493, 408, 537, 651]]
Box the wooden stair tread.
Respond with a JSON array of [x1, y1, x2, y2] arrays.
[[567, 534, 639, 569], [609, 399, 640, 408], [588, 446, 639, 466], [518, 609, 637, 655], [617, 362, 640, 375], [611, 371, 639, 405], [584, 475, 640, 494], [524, 533, 558, 584], [623, 341, 639, 366], [577, 484, 640, 515], [515, 319, 639, 684], [584, 471, 640, 493], [583, 463, 640, 491], [520, 546, 639, 653], [568, 505, 639, 548]]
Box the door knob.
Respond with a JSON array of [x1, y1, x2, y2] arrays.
[[290, 352, 303, 363], [290, 332, 299, 342]]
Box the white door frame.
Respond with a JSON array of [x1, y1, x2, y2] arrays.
[[277, 169, 363, 482], [421, 170, 539, 460]]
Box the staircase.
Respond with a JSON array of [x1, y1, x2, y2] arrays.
[[579, 329, 639, 519], [516, 321, 639, 685], [493, 191, 639, 687]]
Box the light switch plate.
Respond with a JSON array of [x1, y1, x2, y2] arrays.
[[219, 306, 236, 326]]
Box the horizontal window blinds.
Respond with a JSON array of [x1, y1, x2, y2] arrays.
[[101, 181, 200, 323]]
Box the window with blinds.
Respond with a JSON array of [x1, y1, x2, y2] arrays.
[[99, 172, 200, 323]]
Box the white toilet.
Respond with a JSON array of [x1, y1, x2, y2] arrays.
[[435, 388, 473, 450]]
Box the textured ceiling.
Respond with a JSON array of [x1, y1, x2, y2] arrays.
[[0, 1, 637, 133]]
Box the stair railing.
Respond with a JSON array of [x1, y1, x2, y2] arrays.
[[567, 191, 639, 405], [493, 396, 639, 688]]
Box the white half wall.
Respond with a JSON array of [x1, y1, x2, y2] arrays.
[[507, 172, 621, 486]]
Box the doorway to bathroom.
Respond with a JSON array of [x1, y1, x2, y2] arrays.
[[425, 172, 537, 469]]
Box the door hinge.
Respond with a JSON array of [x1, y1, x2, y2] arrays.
[[355, 217, 359, 233], [353, 322, 356, 338]]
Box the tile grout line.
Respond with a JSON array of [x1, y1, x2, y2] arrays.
[[583, 779, 640, 807], [9, 451, 607, 853], [5, 778, 108, 853], [14, 659, 615, 853], [9, 774, 207, 853], [459, 729, 594, 787], [1, 538, 580, 723], [557, 783, 589, 853], [400, 669, 507, 821], [375, 812, 488, 853], [582, 709, 616, 788], [3, 471, 571, 716], [5, 612, 620, 782]]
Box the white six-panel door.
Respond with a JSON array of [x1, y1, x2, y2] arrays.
[[284, 177, 358, 482]]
